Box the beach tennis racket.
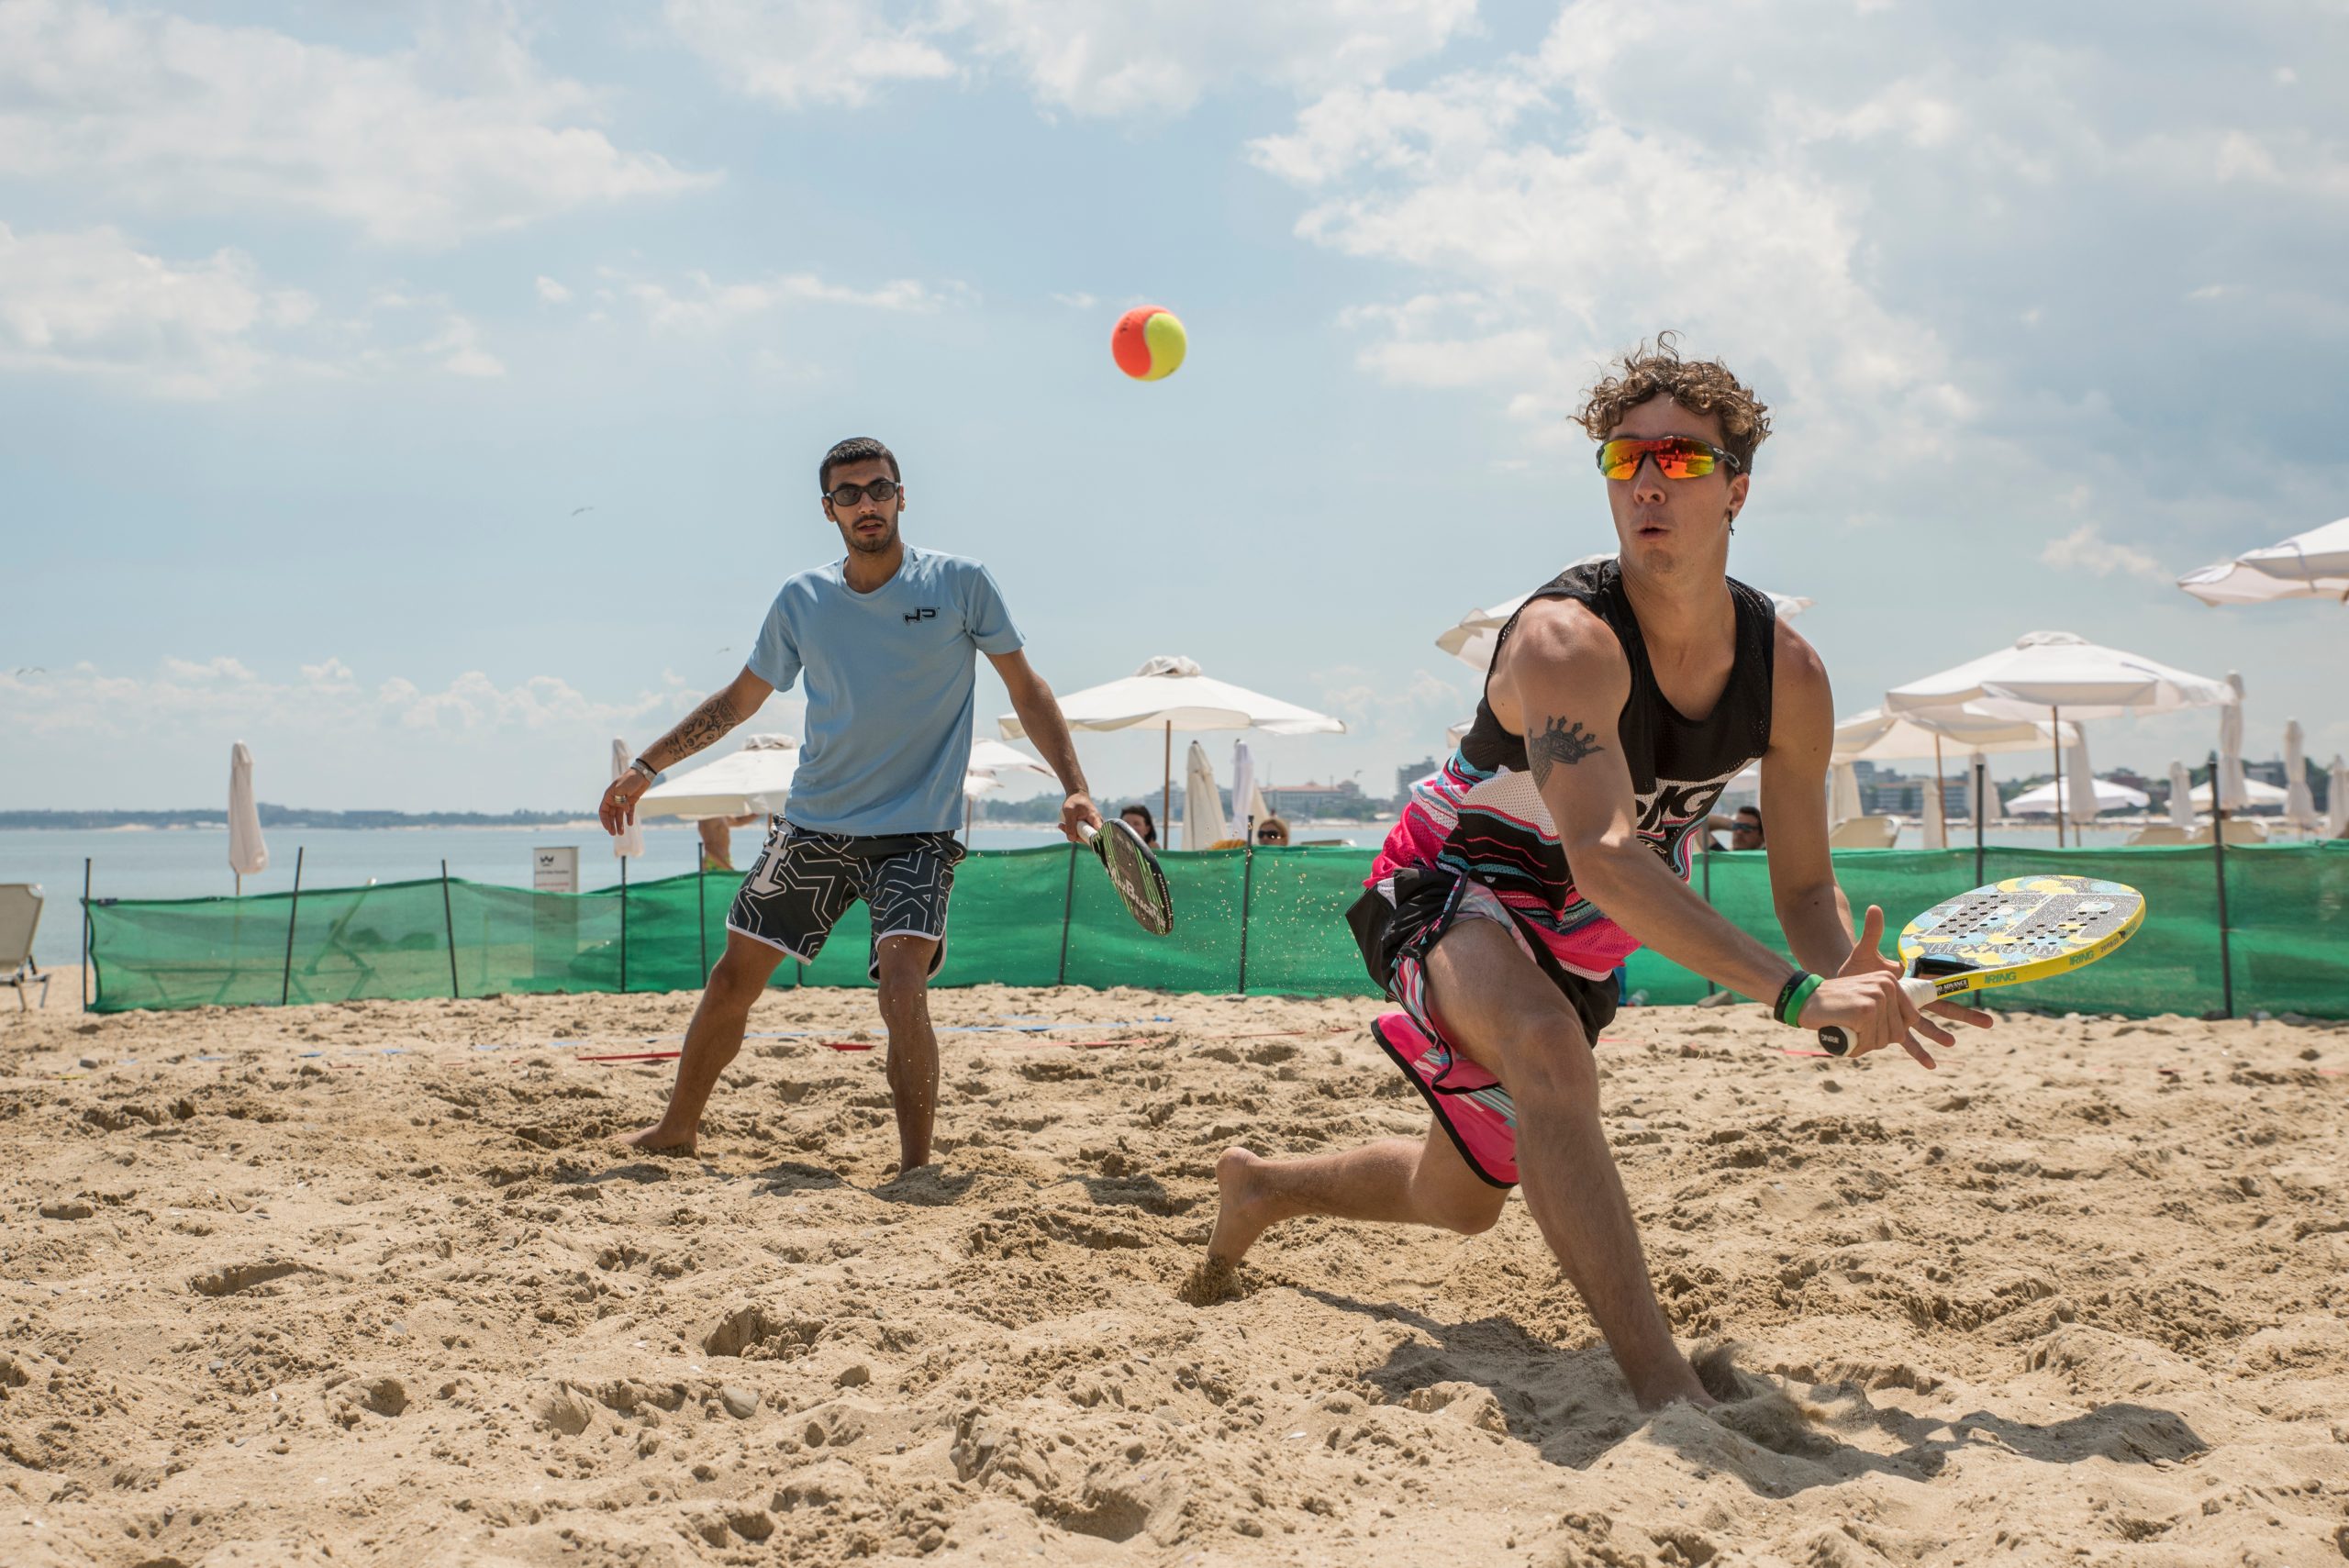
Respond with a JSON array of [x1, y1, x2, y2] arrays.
[[1081, 820, 1174, 936], [1818, 874, 2144, 1056]]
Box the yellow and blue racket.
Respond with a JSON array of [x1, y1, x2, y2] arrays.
[[1819, 875, 2144, 1055]]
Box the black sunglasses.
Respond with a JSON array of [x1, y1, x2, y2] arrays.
[[824, 477, 900, 506]]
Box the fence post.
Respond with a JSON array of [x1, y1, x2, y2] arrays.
[[280, 846, 305, 1006], [1698, 843, 1716, 997], [2207, 750, 2233, 1018], [440, 860, 461, 999], [1235, 842, 1257, 994], [1054, 842, 1078, 986], [618, 857, 629, 995], [696, 865, 708, 978], [81, 858, 92, 1013]]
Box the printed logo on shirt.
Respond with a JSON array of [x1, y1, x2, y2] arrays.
[[904, 606, 938, 624]]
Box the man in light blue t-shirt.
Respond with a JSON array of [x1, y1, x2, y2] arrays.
[[599, 437, 1099, 1173]]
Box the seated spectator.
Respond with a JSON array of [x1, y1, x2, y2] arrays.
[[697, 812, 762, 872], [1704, 806, 1764, 852], [1255, 816, 1291, 847], [1119, 804, 1159, 846]]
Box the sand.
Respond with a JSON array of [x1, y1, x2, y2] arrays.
[[2, 984, 2344, 1566]]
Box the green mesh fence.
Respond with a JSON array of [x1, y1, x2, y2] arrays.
[[84, 842, 2349, 1018]]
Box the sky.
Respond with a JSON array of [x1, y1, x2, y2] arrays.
[[4, 0, 2346, 815]]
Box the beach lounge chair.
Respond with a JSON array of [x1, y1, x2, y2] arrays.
[[2189, 818, 2270, 846], [1, 884, 48, 1011], [2123, 825, 2189, 846], [1827, 815, 1900, 850]]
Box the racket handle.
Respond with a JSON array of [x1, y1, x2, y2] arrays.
[[1815, 977, 1944, 1056]]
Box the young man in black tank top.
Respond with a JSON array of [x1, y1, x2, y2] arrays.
[[1204, 339, 1990, 1410]]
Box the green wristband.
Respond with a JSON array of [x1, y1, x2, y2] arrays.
[[1778, 973, 1825, 1028]]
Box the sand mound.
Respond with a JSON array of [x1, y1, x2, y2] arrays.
[[3, 986, 2343, 1563]]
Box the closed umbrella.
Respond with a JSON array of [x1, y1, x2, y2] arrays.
[[608, 739, 646, 859], [1967, 751, 2000, 826], [228, 740, 268, 895], [2167, 761, 2197, 831], [1437, 556, 1812, 672], [1184, 741, 1228, 850], [2283, 719, 2317, 830], [1884, 630, 2232, 847], [638, 735, 800, 820], [2218, 673, 2249, 811], [1829, 762, 1864, 828], [2060, 734, 2100, 828], [2007, 776, 2149, 816], [2328, 755, 2349, 839], [1231, 740, 1270, 838], [2178, 516, 2349, 606], [1003, 655, 1343, 833], [1920, 770, 1947, 850]]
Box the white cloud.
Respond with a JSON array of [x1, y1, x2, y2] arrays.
[[0, 224, 502, 395], [2038, 522, 2174, 584], [535, 275, 574, 304], [0, 657, 680, 740], [613, 266, 962, 331], [0, 1, 714, 247], [669, 0, 1476, 117], [1050, 291, 1097, 310], [665, 0, 957, 108]]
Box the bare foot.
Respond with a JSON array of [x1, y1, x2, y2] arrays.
[[1204, 1146, 1276, 1269], [622, 1122, 696, 1156]]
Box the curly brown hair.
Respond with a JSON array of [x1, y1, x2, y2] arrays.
[[1574, 332, 1772, 473]]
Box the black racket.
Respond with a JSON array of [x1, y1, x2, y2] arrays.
[[1081, 820, 1174, 936]]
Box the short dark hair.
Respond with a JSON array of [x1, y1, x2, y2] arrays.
[[820, 437, 900, 493], [1736, 806, 1762, 824], [1119, 803, 1156, 842]]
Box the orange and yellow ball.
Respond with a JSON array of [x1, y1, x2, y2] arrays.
[[1111, 306, 1186, 381]]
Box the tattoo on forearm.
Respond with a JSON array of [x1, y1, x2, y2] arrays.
[[1528, 717, 1604, 786], [654, 691, 740, 766]]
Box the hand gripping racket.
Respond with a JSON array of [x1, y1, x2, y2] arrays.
[[1818, 875, 2145, 1055], [1080, 819, 1174, 936]]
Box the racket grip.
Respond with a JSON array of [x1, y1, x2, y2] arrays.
[[1815, 977, 1946, 1056]]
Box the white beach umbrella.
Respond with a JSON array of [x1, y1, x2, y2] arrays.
[[2060, 735, 2101, 827], [1003, 656, 1342, 830], [1920, 772, 1948, 850], [1436, 556, 1812, 672], [1884, 630, 2231, 846], [227, 740, 268, 895], [1831, 704, 2064, 764], [1231, 740, 1271, 836], [2232, 776, 2291, 811], [2167, 761, 2198, 830], [968, 738, 1053, 784], [1184, 742, 1229, 850], [2178, 517, 2349, 606], [1829, 762, 1864, 828], [638, 734, 799, 821], [2007, 776, 2149, 816], [1967, 751, 2000, 825], [2328, 755, 2349, 839], [2283, 719, 2317, 829], [609, 739, 647, 858], [2217, 672, 2248, 811]]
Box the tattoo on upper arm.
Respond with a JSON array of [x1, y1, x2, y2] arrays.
[[1527, 717, 1604, 786]]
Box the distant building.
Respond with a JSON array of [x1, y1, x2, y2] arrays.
[[1858, 764, 1969, 818], [1396, 758, 1439, 800], [1263, 779, 1368, 820], [2244, 758, 2288, 789]]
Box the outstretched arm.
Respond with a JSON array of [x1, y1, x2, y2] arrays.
[[1499, 601, 1932, 1061], [598, 665, 774, 834], [988, 649, 1100, 843]]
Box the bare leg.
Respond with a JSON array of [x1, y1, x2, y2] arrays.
[[874, 935, 941, 1175], [623, 931, 785, 1155], [1424, 919, 1708, 1409], [1207, 1120, 1504, 1266]]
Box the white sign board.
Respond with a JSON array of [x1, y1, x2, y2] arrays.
[[531, 846, 579, 894]]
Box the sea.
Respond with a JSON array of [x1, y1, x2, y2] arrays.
[[3, 819, 2151, 970]]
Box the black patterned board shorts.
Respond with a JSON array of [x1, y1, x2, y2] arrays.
[[727, 821, 966, 978]]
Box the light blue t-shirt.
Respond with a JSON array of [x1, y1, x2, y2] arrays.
[[748, 547, 1024, 835]]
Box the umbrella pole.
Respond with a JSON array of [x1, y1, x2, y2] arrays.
[[1973, 758, 1987, 888], [2050, 706, 2065, 850], [1162, 722, 1172, 850], [2208, 749, 2233, 1018], [1932, 735, 1946, 849]]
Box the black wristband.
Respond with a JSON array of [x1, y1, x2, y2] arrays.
[[1772, 970, 1812, 1026]]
